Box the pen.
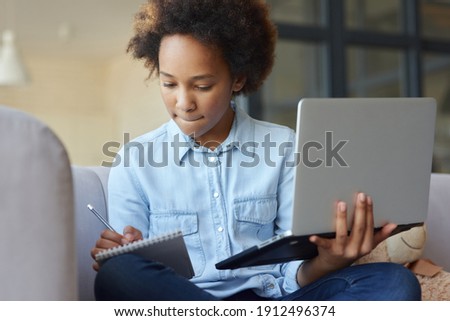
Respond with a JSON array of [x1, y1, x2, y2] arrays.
[[87, 204, 117, 233]]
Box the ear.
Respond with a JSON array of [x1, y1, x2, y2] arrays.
[[232, 75, 247, 93]]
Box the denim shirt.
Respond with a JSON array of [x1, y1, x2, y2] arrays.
[[108, 105, 302, 299]]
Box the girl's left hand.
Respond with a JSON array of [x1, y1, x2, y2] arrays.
[[309, 192, 397, 272]]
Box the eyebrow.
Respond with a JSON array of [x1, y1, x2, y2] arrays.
[[159, 71, 215, 81]]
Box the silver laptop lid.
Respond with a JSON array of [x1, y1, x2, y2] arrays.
[[291, 97, 436, 235]]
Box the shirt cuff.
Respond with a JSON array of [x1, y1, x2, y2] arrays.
[[282, 260, 304, 293]]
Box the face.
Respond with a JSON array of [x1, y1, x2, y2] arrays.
[[158, 34, 245, 148]]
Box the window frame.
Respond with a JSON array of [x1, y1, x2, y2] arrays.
[[249, 0, 450, 114]]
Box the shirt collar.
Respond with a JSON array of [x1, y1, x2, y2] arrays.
[[231, 102, 255, 152], [167, 101, 255, 165]]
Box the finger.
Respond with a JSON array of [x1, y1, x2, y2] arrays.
[[100, 229, 124, 244], [334, 201, 349, 249], [374, 223, 398, 246], [349, 193, 367, 245], [360, 195, 375, 254], [95, 237, 122, 250], [309, 235, 332, 250], [349, 192, 359, 227], [122, 225, 143, 244], [90, 247, 98, 260], [97, 229, 124, 248], [92, 262, 100, 272], [90, 245, 109, 260]]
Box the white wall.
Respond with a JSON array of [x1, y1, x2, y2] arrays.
[[105, 55, 168, 144], [0, 55, 168, 166]]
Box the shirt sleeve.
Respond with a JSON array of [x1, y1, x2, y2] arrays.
[[281, 260, 303, 293], [276, 129, 303, 292], [107, 146, 151, 237]]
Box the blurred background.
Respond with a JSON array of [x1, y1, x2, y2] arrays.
[[0, 0, 449, 172]]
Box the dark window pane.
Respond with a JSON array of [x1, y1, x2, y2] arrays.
[[267, 0, 324, 26], [347, 46, 404, 97], [346, 0, 402, 33], [421, 0, 450, 41], [261, 40, 326, 129], [424, 53, 450, 173]]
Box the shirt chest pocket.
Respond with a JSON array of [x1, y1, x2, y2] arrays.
[[149, 211, 205, 277], [233, 195, 277, 250]]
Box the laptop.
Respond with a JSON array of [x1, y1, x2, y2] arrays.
[[216, 97, 436, 270]]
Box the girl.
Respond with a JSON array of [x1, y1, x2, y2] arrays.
[[91, 0, 420, 301]]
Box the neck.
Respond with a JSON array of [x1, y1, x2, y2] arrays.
[[195, 107, 235, 150]]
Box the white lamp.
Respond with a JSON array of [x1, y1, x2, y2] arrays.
[[0, 30, 30, 86]]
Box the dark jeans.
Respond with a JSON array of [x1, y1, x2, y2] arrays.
[[94, 254, 421, 301]]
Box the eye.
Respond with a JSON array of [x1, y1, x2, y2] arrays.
[[162, 82, 176, 88], [196, 85, 212, 91]]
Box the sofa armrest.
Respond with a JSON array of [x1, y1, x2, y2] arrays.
[[0, 105, 77, 300], [72, 165, 110, 300]]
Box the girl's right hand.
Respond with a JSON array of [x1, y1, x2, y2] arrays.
[[90, 225, 143, 271]]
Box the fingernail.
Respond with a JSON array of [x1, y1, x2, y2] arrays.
[[339, 201, 347, 212], [121, 233, 134, 245], [359, 193, 366, 202], [367, 196, 372, 205]]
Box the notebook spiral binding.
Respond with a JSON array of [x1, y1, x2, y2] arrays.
[[95, 230, 183, 261]]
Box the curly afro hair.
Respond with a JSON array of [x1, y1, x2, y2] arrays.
[[127, 0, 277, 95]]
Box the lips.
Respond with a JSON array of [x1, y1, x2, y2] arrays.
[[176, 115, 203, 122]]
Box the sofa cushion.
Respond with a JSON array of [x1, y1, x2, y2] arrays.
[[423, 173, 450, 271]]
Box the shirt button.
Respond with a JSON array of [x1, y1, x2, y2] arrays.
[[217, 227, 224, 232], [213, 192, 220, 198], [208, 156, 217, 163]]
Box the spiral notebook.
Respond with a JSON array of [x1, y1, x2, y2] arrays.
[[95, 230, 194, 279]]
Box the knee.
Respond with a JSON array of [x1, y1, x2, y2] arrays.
[[94, 254, 134, 300], [94, 254, 164, 300], [377, 263, 421, 301], [96, 254, 143, 281]]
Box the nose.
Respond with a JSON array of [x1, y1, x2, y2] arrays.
[[176, 88, 195, 112]]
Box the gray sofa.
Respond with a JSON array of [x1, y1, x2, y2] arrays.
[[72, 166, 111, 300], [1, 105, 449, 300], [72, 167, 450, 300]]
